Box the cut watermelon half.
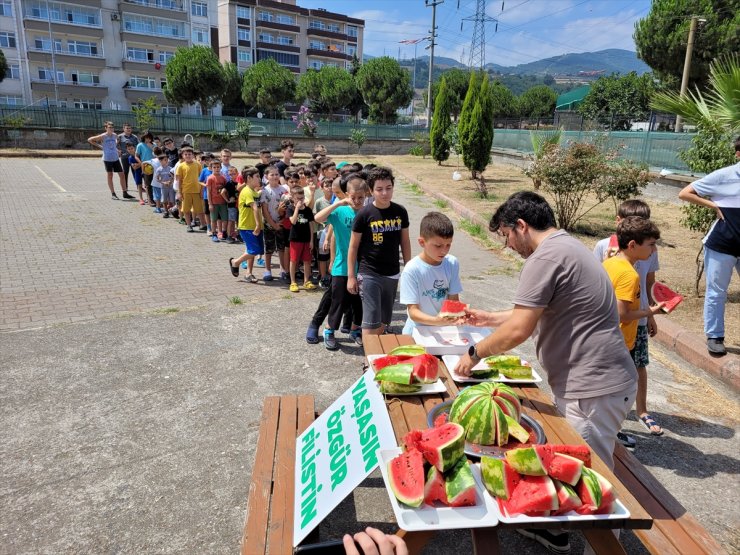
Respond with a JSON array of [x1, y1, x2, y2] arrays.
[[651, 281, 684, 313], [373, 354, 413, 370], [387, 448, 425, 507], [438, 299, 469, 318], [409, 353, 440, 383]]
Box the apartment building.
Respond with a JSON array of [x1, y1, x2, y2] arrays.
[[0, 0, 218, 112], [217, 0, 363, 74], [0, 0, 363, 112]]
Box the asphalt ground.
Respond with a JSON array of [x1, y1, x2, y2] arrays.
[[0, 157, 738, 554]]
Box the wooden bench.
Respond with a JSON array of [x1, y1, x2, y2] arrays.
[[241, 395, 316, 555]]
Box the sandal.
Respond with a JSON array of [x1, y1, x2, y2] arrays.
[[246, 274, 258, 283], [639, 414, 664, 436], [229, 258, 239, 278]]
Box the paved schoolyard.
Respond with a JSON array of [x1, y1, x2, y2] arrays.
[[0, 157, 738, 554]]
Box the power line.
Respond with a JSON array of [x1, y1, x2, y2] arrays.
[[461, 0, 498, 68]]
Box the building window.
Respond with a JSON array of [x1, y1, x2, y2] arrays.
[[127, 47, 154, 62], [73, 98, 102, 110], [27, 2, 100, 26], [277, 35, 294, 46], [0, 95, 23, 105], [309, 40, 325, 50], [327, 23, 341, 33], [37, 67, 54, 81], [0, 1, 12, 16], [347, 25, 358, 38], [258, 33, 274, 44], [236, 6, 250, 19], [309, 60, 322, 70], [257, 50, 299, 67], [191, 1, 207, 17], [71, 71, 100, 85], [192, 27, 209, 44], [159, 51, 174, 64], [328, 43, 344, 53], [237, 49, 251, 63], [348, 45, 356, 57], [237, 27, 250, 41], [33, 37, 62, 52], [308, 20, 324, 30], [0, 31, 16, 48], [275, 14, 294, 25], [67, 40, 99, 56], [123, 15, 184, 38], [258, 11, 273, 22], [129, 75, 158, 89], [6, 64, 20, 79], [159, 105, 179, 114]]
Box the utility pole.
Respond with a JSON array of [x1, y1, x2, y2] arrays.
[[675, 15, 704, 133], [425, 0, 443, 128]]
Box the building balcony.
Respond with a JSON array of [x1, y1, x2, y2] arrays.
[[122, 59, 169, 71], [27, 49, 107, 68], [256, 41, 299, 53], [30, 80, 109, 96], [120, 31, 187, 47], [306, 48, 350, 60], [24, 18, 104, 38], [306, 27, 348, 41], [123, 88, 166, 102], [121, 0, 186, 13], [255, 19, 300, 33], [237, 39, 251, 48]]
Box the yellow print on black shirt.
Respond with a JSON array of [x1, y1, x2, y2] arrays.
[[369, 216, 403, 245]]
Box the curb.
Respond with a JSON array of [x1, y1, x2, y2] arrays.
[[388, 163, 740, 394], [652, 315, 739, 392]]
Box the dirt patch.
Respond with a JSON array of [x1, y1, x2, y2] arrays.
[[376, 155, 739, 348]]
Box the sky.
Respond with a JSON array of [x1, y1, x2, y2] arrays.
[[298, 0, 653, 67]]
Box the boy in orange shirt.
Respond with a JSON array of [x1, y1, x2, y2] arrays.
[[206, 159, 227, 242]]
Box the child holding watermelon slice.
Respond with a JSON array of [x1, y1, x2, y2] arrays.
[[595, 200, 665, 438]]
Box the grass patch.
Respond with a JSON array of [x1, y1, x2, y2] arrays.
[[459, 218, 486, 239], [154, 307, 179, 314], [229, 296, 243, 305], [433, 198, 449, 209], [408, 182, 424, 196]]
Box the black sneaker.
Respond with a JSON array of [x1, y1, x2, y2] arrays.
[[122, 192, 135, 199], [517, 529, 570, 554], [111, 193, 119, 200], [323, 329, 338, 351], [707, 338, 726, 355], [617, 431, 636, 448]]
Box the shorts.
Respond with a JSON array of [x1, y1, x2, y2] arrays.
[[359, 273, 399, 330], [133, 171, 143, 186], [240, 229, 264, 256], [228, 207, 238, 222], [104, 160, 123, 173], [161, 186, 176, 204], [181, 192, 204, 214], [203, 202, 210, 215], [151, 186, 162, 202], [290, 241, 312, 262], [630, 325, 650, 368], [263, 226, 287, 254], [210, 203, 228, 222]]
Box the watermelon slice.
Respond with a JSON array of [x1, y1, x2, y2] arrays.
[[594, 470, 617, 514], [543, 444, 592, 468], [484, 355, 522, 368], [546, 452, 584, 486], [373, 354, 413, 370], [423, 466, 447, 506], [552, 479, 582, 515], [438, 299, 469, 318], [402, 429, 422, 452], [506, 475, 559, 515], [504, 415, 530, 443], [445, 459, 477, 507], [505, 446, 547, 476], [389, 344, 426, 356], [575, 467, 602, 514], [606, 233, 619, 259], [415, 422, 466, 473], [374, 363, 414, 385], [409, 353, 440, 383], [651, 281, 684, 313], [481, 457, 521, 500], [387, 449, 425, 507]]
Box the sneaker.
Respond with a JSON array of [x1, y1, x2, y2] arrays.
[[226, 237, 236, 244], [306, 326, 319, 344], [280, 271, 290, 281], [199, 225, 208, 232], [206, 231, 213, 237], [617, 431, 636, 449], [707, 337, 726, 355], [340, 326, 351, 334], [187, 225, 194, 233], [246, 274, 258, 283], [516, 529, 570, 554], [241, 261, 248, 269], [320, 276, 331, 288], [179, 218, 186, 225], [290, 282, 300, 293], [234, 235, 243, 243], [163, 212, 170, 218], [211, 235, 219, 243], [111, 193, 119, 200], [324, 329, 338, 351], [303, 282, 317, 290], [263, 272, 274, 282], [122, 192, 135, 199], [256, 257, 265, 267], [350, 329, 363, 346]]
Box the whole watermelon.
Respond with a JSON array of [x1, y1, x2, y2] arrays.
[[449, 383, 522, 446]]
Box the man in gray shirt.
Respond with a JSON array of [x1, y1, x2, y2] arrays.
[[454, 191, 636, 552]]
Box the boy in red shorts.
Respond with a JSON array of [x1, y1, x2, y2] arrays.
[[287, 185, 316, 292]]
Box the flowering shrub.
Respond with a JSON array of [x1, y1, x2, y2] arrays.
[[292, 106, 317, 137]]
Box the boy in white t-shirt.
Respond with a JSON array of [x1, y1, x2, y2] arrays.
[[399, 212, 464, 335]]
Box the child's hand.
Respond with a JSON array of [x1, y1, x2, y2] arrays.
[[347, 276, 359, 295], [176, 193, 182, 201], [649, 303, 665, 316]]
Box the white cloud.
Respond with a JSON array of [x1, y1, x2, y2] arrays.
[[350, 9, 431, 58]]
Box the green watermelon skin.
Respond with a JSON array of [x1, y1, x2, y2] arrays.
[[379, 381, 422, 394], [505, 475, 559, 515], [505, 447, 547, 476], [389, 344, 426, 356], [575, 467, 603, 514], [481, 457, 521, 500], [374, 363, 414, 385], [471, 368, 499, 379], [484, 355, 522, 368], [449, 383, 522, 446], [388, 449, 425, 507], [444, 459, 477, 507], [417, 422, 466, 473], [423, 466, 447, 506], [553, 479, 583, 515], [504, 415, 530, 443]]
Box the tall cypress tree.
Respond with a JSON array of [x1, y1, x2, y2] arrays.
[[462, 73, 495, 196], [459, 71, 481, 173], [430, 77, 452, 164]]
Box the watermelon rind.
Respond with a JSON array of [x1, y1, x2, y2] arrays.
[[449, 383, 522, 446], [484, 355, 522, 368], [471, 368, 499, 379], [498, 366, 534, 380], [423, 466, 447, 506], [389, 344, 426, 356], [504, 415, 529, 443], [374, 363, 414, 385], [387, 449, 425, 507], [379, 382, 422, 394], [481, 457, 520, 500], [444, 459, 477, 507], [505, 446, 547, 476], [552, 479, 582, 515], [417, 422, 466, 472], [576, 467, 602, 513], [493, 401, 509, 446]]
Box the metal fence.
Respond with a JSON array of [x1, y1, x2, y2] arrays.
[[0, 106, 428, 140]]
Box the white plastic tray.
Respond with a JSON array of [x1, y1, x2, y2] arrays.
[[442, 355, 543, 384], [378, 447, 499, 531], [492, 495, 631, 524], [366, 354, 447, 396], [411, 326, 491, 355]]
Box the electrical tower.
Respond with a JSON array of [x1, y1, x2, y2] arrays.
[[462, 0, 498, 69]]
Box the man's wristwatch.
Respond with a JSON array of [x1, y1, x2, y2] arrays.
[[468, 344, 481, 363]]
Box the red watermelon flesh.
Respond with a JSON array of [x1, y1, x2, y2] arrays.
[[373, 354, 413, 370], [505, 475, 559, 516], [553, 479, 583, 515], [387, 448, 425, 507], [594, 471, 617, 514], [651, 282, 684, 313], [402, 429, 423, 452], [423, 466, 447, 506], [433, 412, 449, 428], [533, 445, 554, 469], [544, 444, 592, 468], [416, 422, 466, 472], [439, 299, 469, 318], [575, 467, 602, 514], [410, 353, 440, 383], [546, 453, 584, 486]]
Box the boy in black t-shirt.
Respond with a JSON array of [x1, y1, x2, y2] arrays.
[[255, 148, 271, 180], [221, 165, 240, 244], [276, 139, 295, 183], [347, 167, 411, 342], [287, 185, 316, 292]]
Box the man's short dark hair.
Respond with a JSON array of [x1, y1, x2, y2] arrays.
[[349, 162, 363, 173], [617, 199, 651, 219], [259, 148, 271, 155], [280, 139, 294, 151], [163, 137, 173, 144], [152, 147, 163, 156], [490, 191, 556, 232], [420, 212, 454, 239], [321, 160, 336, 171], [616, 216, 660, 250], [367, 166, 394, 190], [339, 172, 365, 194]]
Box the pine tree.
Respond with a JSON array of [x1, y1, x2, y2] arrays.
[[430, 77, 452, 164]]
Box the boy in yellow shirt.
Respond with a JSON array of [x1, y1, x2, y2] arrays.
[[174, 147, 205, 232], [229, 167, 263, 283]]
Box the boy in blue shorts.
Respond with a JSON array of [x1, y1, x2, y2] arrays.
[[229, 167, 263, 283], [400, 212, 464, 334], [347, 167, 411, 342]]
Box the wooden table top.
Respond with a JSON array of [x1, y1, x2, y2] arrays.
[[364, 334, 653, 532]]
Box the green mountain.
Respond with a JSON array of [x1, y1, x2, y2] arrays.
[[485, 49, 650, 76]]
